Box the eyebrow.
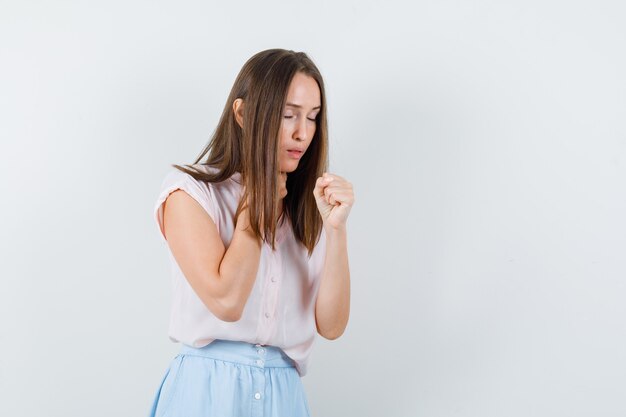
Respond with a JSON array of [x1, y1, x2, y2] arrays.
[[285, 102, 321, 110]]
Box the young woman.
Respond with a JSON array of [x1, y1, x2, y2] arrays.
[[147, 49, 354, 417]]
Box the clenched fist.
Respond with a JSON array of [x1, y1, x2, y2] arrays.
[[313, 172, 354, 230]]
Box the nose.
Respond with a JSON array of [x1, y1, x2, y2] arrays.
[[293, 117, 308, 142]]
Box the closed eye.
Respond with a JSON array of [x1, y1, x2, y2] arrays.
[[284, 115, 317, 122]]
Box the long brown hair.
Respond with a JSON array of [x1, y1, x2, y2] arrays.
[[172, 48, 329, 256]]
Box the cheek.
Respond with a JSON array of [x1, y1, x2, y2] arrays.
[[279, 125, 292, 144], [307, 126, 316, 144]]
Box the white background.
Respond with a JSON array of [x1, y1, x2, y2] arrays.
[[1, 1, 625, 416]]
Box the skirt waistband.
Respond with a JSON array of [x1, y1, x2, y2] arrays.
[[179, 339, 296, 369]]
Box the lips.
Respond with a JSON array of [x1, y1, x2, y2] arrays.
[[286, 149, 304, 159]]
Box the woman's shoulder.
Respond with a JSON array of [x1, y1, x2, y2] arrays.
[[162, 164, 241, 188], [156, 164, 242, 212]]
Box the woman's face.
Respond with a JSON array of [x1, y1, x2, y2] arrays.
[[278, 72, 321, 173]]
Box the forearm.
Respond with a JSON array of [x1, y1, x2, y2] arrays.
[[211, 207, 262, 321], [315, 225, 351, 339]]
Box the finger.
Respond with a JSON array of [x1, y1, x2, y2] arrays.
[[324, 190, 354, 206], [323, 182, 353, 196], [322, 172, 347, 183], [328, 191, 352, 206], [322, 176, 353, 193], [314, 176, 333, 199]]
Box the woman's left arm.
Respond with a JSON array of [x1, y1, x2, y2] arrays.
[[313, 173, 355, 340]]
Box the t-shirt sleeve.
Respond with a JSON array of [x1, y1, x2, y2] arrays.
[[153, 169, 218, 243]]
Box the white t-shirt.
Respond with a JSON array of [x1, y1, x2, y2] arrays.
[[154, 164, 326, 376]]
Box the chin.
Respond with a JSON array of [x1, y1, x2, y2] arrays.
[[280, 161, 299, 173]]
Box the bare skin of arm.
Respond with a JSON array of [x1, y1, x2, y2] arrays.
[[162, 190, 261, 322], [315, 225, 350, 340], [313, 173, 354, 340], [161, 173, 287, 322]]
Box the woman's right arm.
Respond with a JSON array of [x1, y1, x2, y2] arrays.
[[162, 189, 262, 322]]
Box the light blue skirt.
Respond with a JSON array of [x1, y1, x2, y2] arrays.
[[148, 339, 311, 417]]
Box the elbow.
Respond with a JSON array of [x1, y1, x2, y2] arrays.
[[315, 310, 349, 340], [320, 332, 343, 340], [215, 308, 243, 322], [317, 321, 347, 340], [212, 302, 244, 322], [205, 295, 245, 322], [202, 279, 246, 322]]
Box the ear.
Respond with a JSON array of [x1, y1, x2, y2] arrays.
[[233, 98, 244, 128]]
